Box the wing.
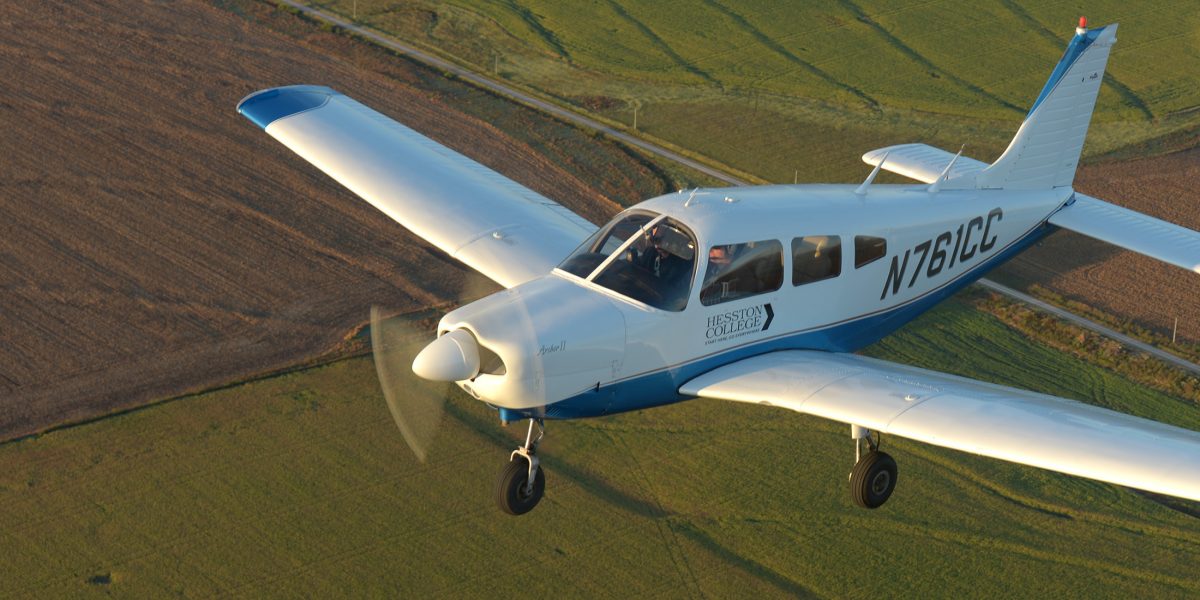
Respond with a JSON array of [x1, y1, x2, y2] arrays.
[[1049, 193, 1200, 273], [238, 85, 596, 288], [680, 350, 1200, 501]]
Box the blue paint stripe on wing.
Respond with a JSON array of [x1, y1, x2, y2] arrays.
[[237, 85, 338, 129], [1026, 25, 1110, 118]]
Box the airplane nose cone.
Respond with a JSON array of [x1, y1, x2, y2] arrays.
[[412, 329, 481, 382]]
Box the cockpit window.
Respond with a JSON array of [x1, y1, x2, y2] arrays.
[[558, 211, 697, 311], [559, 212, 655, 279]]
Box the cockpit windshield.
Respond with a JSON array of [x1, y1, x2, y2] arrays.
[[558, 211, 696, 311]]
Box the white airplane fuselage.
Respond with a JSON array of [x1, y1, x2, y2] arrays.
[[438, 183, 1070, 420]]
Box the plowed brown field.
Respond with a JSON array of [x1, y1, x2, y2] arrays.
[[0, 0, 1195, 443], [994, 147, 1200, 344], [0, 0, 668, 440]]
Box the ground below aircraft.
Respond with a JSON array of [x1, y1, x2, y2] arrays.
[[239, 19, 1200, 515]]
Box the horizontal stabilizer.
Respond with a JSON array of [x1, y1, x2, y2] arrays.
[[1049, 194, 1200, 273], [238, 85, 596, 289], [682, 350, 1200, 501], [862, 143, 988, 184]]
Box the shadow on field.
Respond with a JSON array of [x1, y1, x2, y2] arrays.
[[674, 521, 818, 598], [1137, 491, 1200, 521], [444, 399, 669, 519]]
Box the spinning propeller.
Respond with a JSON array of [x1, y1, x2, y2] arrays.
[[370, 273, 542, 464]]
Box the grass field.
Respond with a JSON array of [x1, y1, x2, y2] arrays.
[[2, 298, 1197, 597], [314, 0, 1200, 183]]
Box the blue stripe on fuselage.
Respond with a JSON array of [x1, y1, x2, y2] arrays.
[[532, 220, 1057, 420]]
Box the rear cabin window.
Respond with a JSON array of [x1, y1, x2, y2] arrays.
[[854, 235, 887, 268], [792, 235, 841, 286], [700, 240, 783, 306]]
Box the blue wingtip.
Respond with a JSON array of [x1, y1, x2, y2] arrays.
[[237, 85, 338, 129]]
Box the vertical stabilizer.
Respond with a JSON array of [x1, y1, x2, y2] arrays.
[[976, 22, 1117, 190]]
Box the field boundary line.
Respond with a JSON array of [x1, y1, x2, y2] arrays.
[[276, 1, 1200, 376]]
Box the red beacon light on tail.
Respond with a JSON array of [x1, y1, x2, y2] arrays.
[[1077, 16, 1088, 34]]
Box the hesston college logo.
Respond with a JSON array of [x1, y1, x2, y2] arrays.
[[705, 303, 774, 345]]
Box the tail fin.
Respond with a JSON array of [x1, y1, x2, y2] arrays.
[[976, 22, 1118, 190]]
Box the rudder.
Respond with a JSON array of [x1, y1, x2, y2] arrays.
[[976, 21, 1118, 190]]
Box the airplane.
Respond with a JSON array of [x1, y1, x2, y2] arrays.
[[238, 19, 1200, 516]]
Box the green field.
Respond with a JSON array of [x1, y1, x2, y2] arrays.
[[2, 298, 1197, 597], [6, 2, 1195, 596], [316, 0, 1200, 183]]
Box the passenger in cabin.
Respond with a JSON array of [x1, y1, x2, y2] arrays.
[[702, 240, 785, 305], [793, 236, 839, 285], [701, 245, 738, 304]]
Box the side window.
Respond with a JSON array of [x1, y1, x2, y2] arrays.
[[792, 235, 841, 286], [854, 235, 886, 268], [700, 240, 783, 306]]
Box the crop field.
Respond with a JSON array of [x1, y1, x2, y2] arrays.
[[324, 0, 1200, 181], [0, 0, 706, 441], [1, 298, 1197, 597], [309, 0, 1200, 344]]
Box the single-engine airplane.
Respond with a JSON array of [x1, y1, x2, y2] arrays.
[[239, 19, 1200, 515]]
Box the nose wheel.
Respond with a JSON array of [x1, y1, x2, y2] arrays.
[[849, 426, 898, 509], [495, 418, 546, 515]]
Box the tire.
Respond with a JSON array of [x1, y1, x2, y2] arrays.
[[495, 455, 546, 515], [850, 451, 898, 509]]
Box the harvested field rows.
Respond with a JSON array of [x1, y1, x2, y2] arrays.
[[0, 0, 680, 439]]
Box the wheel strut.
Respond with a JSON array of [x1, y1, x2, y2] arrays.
[[496, 417, 547, 515], [510, 418, 544, 495]]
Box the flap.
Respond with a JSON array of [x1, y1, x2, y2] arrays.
[[681, 350, 1200, 501], [1049, 193, 1200, 273], [238, 86, 596, 288]]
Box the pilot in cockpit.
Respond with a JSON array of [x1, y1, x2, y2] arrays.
[[635, 225, 687, 281]]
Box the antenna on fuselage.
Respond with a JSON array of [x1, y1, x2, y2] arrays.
[[684, 188, 708, 207], [927, 145, 965, 194], [854, 151, 889, 196]]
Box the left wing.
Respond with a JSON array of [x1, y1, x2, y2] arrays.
[[238, 85, 596, 288], [680, 350, 1200, 501]]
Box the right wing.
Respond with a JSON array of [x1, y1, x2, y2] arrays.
[[238, 85, 596, 289], [1048, 193, 1200, 273], [681, 350, 1200, 501]]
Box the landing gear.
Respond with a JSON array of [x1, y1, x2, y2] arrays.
[[849, 425, 898, 509], [495, 418, 546, 515]]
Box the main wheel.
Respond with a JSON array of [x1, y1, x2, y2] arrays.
[[495, 455, 546, 515], [850, 451, 898, 509]]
